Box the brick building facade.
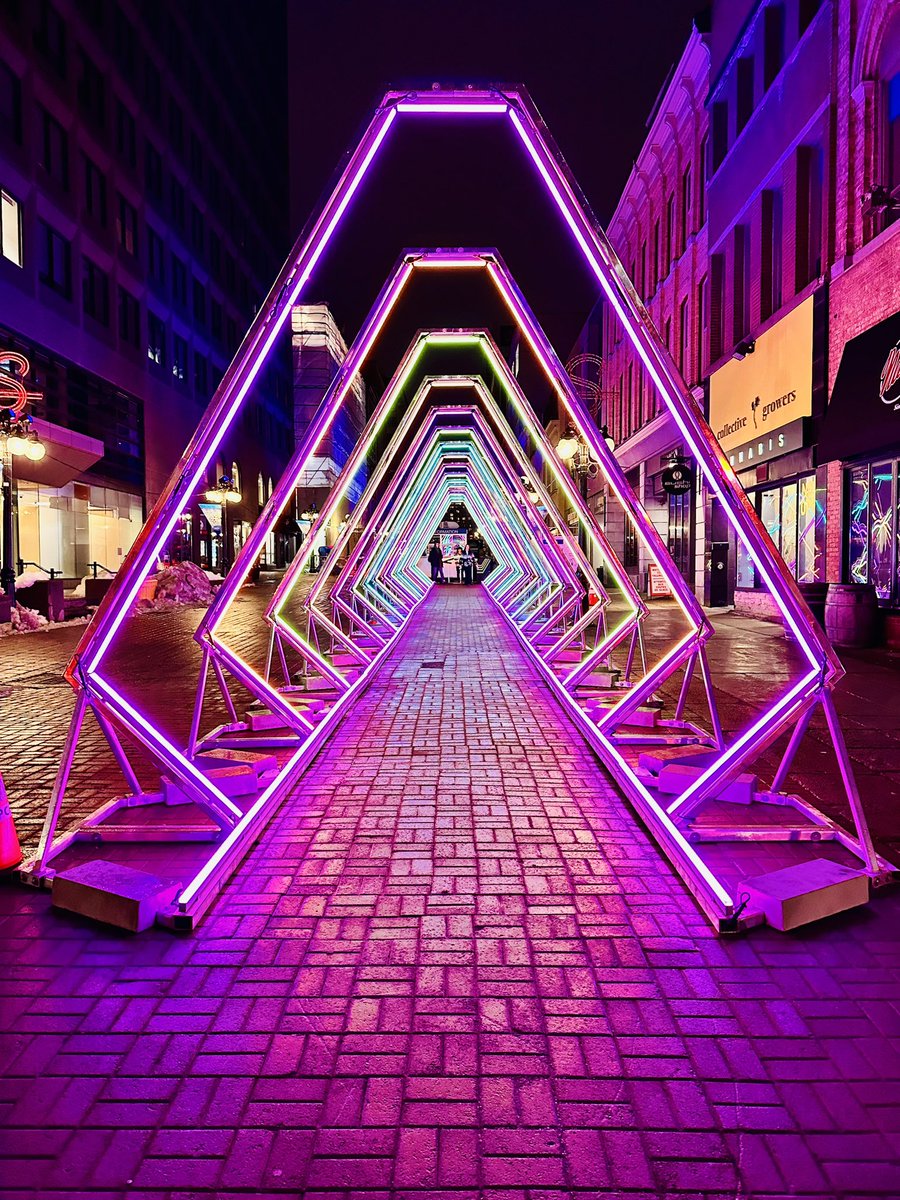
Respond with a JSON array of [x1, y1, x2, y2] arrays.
[[598, 22, 711, 599]]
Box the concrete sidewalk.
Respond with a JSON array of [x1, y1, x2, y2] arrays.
[[1, 587, 899, 1196]]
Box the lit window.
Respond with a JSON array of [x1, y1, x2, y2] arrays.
[[0, 189, 23, 267]]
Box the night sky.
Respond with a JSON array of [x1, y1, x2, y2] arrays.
[[274, 0, 706, 398]]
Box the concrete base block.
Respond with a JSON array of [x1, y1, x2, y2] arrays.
[[656, 761, 758, 804], [742, 859, 869, 931], [52, 860, 178, 932]]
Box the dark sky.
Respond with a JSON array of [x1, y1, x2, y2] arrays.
[[278, 0, 706, 393]]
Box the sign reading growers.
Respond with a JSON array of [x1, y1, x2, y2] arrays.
[[709, 295, 814, 469]]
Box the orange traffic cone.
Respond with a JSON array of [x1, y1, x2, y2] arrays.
[[0, 773, 21, 870]]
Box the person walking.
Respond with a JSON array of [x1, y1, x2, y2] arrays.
[[460, 543, 475, 585], [427, 541, 445, 583]]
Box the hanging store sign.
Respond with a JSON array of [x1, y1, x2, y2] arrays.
[[661, 458, 694, 495], [709, 295, 814, 460], [0, 352, 42, 416]]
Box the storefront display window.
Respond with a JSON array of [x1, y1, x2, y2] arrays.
[[845, 460, 900, 603], [739, 473, 825, 589], [15, 481, 142, 579]]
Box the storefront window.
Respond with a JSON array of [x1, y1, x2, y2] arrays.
[[739, 473, 824, 589], [848, 467, 869, 585], [797, 474, 818, 583], [871, 463, 895, 600], [16, 481, 142, 578]]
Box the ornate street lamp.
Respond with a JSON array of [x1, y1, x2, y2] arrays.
[[204, 475, 242, 572]]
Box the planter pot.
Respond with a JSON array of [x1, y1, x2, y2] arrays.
[[84, 577, 113, 606], [17, 578, 65, 621], [824, 583, 879, 649]]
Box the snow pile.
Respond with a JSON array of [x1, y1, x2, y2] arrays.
[[140, 560, 215, 610], [71, 568, 114, 598], [2, 604, 49, 635], [15, 568, 51, 589]]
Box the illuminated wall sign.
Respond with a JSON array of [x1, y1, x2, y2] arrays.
[[709, 295, 814, 457], [880, 340, 900, 408], [0, 351, 42, 416], [726, 416, 805, 469]]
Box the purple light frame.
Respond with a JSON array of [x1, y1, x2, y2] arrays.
[[29, 87, 887, 930]]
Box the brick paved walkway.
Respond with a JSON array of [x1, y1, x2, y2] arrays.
[[2, 587, 900, 1197]]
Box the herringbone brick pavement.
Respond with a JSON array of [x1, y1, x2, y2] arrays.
[[1, 586, 899, 1197]]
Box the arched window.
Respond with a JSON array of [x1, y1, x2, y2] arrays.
[[882, 26, 900, 214], [230, 462, 241, 493], [258, 472, 265, 506], [267, 476, 273, 499]]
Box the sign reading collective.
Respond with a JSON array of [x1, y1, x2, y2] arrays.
[[709, 295, 814, 469]]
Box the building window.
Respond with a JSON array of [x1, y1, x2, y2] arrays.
[[118, 286, 140, 347], [168, 100, 184, 157], [760, 188, 783, 321], [171, 254, 187, 307], [172, 333, 187, 382], [147, 227, 165, 284], [0, 64, 22, 144], [679, 295, 690, 378], [194, 351, 207, 397], [83, 154, 107, 226], [795, 144, 823, 287], [170, 178, 185, 230], [697, 134, 708, 225], [666, 192, 676, 268], [116, 100, 136, 168], [190, 203, 204, 255], [116, 194, 138, 256], [190, 132, 203, 183], [145, 140, 163, 204], [144, 60, 161, 120], [798, 0, 821, 34], [210, 298, 223, 342], [711, 100, 728, 171], [82, 257, 109, 325], [192, 278, 206, 326], [34, 0, 67, 78], [736, 56, 754, 133], [651, 219, 660, 292], [884, 72, 900, 221], [680, 164, 693, 246], [696, 275, 707, 378], [38, 107, 69, 189], [709, 253, 725, 362], [38, 220, 71, 297], [732, 224, 750, 342], [764, 5, 786, 90], [113, 8, 136, 75], [209, 229, 221, 277], [147, 310, 166, 366], [77, 48, 106, 129], [0, 189, 23, 267]]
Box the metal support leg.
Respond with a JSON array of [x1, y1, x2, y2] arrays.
[[92, 704, 144, 797], [34, 689, 89, 872], [674, 654, 697, 722], [187, 646, 211, 758], [769, 698, 817, 794], [623, 626, 637, 684], [697, 645, 725, 751], [210, 657, 239, 724], [820, 689, 880, 873], [276, 631, 292, 687]]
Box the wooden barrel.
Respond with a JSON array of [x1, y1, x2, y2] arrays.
[[824, 583, 879, 648]]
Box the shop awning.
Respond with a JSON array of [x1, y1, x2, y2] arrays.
[[15, 417, 105, 488], [819, 311, 900, 463]]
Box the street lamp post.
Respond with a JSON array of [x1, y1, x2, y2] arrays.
[[0, 409, 46, 609], [204, 475, 242, 573]]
